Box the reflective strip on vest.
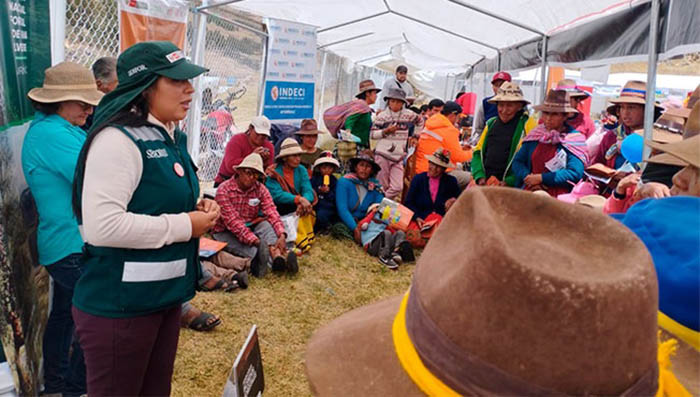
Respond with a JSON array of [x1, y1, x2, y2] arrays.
[[122, 259, 187, 282], [421, 129, 443, 142]]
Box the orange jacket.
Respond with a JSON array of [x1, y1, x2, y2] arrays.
[[415, 114, 472, 173]]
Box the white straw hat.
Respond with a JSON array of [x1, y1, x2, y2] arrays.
[[235, 153, 265, 176], [275, 138, 304, 160]]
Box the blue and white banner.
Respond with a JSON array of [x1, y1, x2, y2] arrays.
[[262, 18, 316, 121]]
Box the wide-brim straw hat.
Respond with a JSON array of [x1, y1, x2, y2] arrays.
[[355, 79, 381, 98], [306, 188, 659, 396], [576, 194, 606, 211], [348, 152, 380, 176], [646, 134, 700, 168], [426, 148, 455, 169], [313, 151, 340, 170], [275, 137, 304, 160], [487, 81, 530, 104], [534, 89, 579, 113], [296, 119, 323, 136], [234, 153, 265, 176], [383, 88, 408, 105], [27, 61, 104, 106], [608, 80, 663, 115], [555, 78, 590, 98]]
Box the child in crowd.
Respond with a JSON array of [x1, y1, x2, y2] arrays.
[[310, 151, 340, 233], [355, 203, 414, 270]]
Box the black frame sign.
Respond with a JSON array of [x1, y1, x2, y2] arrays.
[[223, 325, 264, 397]]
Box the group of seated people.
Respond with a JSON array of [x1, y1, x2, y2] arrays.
[[209, 74, 700, 277]]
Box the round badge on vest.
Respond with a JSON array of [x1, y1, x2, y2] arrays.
[[173, 162, 185, 177]]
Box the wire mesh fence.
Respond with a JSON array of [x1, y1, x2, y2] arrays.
[[191, 10, 266, 182], [64, 0, 120, 68], [61, 0, 391, 182]]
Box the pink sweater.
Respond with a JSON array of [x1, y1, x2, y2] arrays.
[[603, 186, 638, 214]]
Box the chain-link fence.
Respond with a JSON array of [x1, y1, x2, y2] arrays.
[[191, 9, 266, 181], [64, 0, 120, 68], [62, 0, 391, 182]]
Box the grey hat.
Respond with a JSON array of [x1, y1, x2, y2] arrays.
[[383, 88, 407, 104]]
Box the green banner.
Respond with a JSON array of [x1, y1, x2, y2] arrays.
[[0, 0, 51, 129], [0, 1, 52, 395]]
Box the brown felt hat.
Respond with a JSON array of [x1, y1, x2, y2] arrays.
[[646, 134, 700, 168], [296, 119, 322, 136], [355, 79, 381, 98], [306, 187, 659, 396], [534, 89, 579, 114], [666, 85, 700, 119], [27, 61, 104, 106], [555, 78, 589, 98]]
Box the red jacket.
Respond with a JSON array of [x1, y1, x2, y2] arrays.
[[215, 133, 274, 185]]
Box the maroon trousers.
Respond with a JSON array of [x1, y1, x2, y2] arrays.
[[72, 305, 181, 396]]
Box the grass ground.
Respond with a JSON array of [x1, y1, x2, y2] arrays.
[[171, 235, 414, 396]]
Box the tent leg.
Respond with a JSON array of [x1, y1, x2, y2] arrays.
[[318, 51, 328, 121], [539, 35, 548, 103], [643, 0, 660, 160], [257, 30, 269, 116], [186, 2, 208, 159]]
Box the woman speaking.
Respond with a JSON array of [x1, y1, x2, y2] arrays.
[[71, 41, 217, 395]]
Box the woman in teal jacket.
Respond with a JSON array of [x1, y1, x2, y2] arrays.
[[22, 61, 103, 397], [266, 138, 316, 216], [335, 153, 385, 232]]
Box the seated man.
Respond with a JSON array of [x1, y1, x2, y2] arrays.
[[213, 153, 297, 277], [215, 115, 274, 186]]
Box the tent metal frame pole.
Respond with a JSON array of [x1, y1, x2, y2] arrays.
[[186, 0, 209, 159], [199, 9, 268, 37], [319, 32, 375, 49], [317, 11, 390, 33], [356, 52, 392, 64], [195, 0, 246, 12], [390, 10, 498, 52], [257, 31, 269, 116], [539, 35, 548, 103], [318, 51, 328, 120], [445, 0, 544, 35], [643, 0, 660, 160]]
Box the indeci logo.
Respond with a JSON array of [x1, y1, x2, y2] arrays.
[[270, 86, 279, 101]]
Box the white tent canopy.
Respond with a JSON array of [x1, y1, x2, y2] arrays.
[[208, 0, 699, 99]]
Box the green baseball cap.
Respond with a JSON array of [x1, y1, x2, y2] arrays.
[[90, 41, 208, 132], [117, 41, 209, 84]]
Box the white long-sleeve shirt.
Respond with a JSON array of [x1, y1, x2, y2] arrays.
[[81, 114, 193, 249]]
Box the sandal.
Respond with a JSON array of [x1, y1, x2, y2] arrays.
[[201, 276, 231, 292], [183, 310, 221, 332]]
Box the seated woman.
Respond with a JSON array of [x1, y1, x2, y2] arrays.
[[297, 119, 324, 173], [333, 153, 384, 239], [213, 153, 296, 277], [310, 151, 340, 233], [266, 138, 317, 253], [403, 148, 461, 247], [512, 90, 588, 197]]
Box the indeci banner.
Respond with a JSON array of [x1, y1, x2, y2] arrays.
[[0, 0, 53, 394], [261, 18, 316, 122]]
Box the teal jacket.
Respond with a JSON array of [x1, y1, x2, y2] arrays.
[[21, 112, 86, 265], [266, 163, 315, 215]]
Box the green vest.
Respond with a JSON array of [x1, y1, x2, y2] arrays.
[[73, 124, 200, 318]]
